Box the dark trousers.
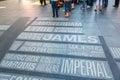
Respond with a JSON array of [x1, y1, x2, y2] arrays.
[[51, 1, 59, 17], [104, 0, 108, 7], [86, 0, 91, 6], [115, 0, 119, 6], [103, 0, 108, 7], [90, 0, 93, 6], [40, 0, 46, 5]]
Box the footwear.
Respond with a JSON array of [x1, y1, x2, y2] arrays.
[[104, 5, 107, 8], [65, 15, 69, 18], [99, 9, 102, 11], [82, 7, 85, 10], [94, 9, 97, 11], [113, 5, 118, 7], [68, 12, 70, 16], [95, 6, 98, 11], [104, 6, 107, 8], [44, 3, 47, 5], [71, 8, 74, 10], [87, 6, 90, 8]]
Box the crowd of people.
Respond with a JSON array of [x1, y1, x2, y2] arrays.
[[39, 0, 120, 18]]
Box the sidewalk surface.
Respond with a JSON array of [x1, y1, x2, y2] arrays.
[[0, 0, 120, 80]]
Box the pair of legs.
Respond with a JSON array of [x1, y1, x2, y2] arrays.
[[51, 1, 59, 17], [113, 0, 119, 7], [95, 0, 103, 11], [40, 0, 46, 5], [86, 0, 91, 6], [82, 0, 91, 9], [82, 0, 86, 8], [71, 0, 75, 9]]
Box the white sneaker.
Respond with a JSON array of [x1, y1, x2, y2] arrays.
[[82, 7, 85, 10], [87, 6, 90, 8]]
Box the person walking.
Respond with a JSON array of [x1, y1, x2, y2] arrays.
[[94, 0, 103, 11], [51, 0, 59, 17], [113, 0, 119, 7]]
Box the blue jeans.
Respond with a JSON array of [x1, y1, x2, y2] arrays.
[[64, 1, 71, 13], [104, 0, 108, 7], [87, 0, 91, 6], [82, 0, 86, 8], [90, 0, 93, 6]]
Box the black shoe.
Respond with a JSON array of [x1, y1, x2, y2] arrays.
[[113, 5, 116, 7], [99, 9, 102, 11], [104, 6, 107, 8], [113, 5, 118, 7], [94, 9, 97, 11]]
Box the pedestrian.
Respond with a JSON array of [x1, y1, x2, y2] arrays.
[[64, 0, 71, 17], [39, 0, 46, 5], [51, 0, 59, 17], [94, 0, 103, 11], [113, 0, 119, 7]]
